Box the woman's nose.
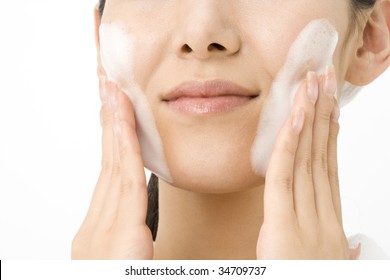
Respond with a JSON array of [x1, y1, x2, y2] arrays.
[[173, 2, 241, 60]]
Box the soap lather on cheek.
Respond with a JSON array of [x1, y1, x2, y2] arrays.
[[98, 20, 355, 183], [99, 23, 173, 183], [250, 19, 339, 177]]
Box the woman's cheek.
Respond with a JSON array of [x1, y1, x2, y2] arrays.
[[250, 19, 339, 176], [99, 23, 173, 183]]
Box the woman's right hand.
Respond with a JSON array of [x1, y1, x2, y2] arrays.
[[71, 77, 153, 260]]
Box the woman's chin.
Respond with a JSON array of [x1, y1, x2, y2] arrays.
[[159, 164, 265, 194]]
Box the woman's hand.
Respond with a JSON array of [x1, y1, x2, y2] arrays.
[[256, 66, 360, 259], [71, 77, 153, 260]]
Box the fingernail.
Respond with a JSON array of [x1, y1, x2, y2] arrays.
[[331, 102, 340, 123], [307, 71, 318, 104], [324, 65, 337, 99], [292, 108, 305, 135]]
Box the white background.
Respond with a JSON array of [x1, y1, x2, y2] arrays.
[[0, 0, 389, 259]]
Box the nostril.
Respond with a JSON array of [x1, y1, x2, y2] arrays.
[[181, 44, 192, 53], [208, 43, 226, 51]]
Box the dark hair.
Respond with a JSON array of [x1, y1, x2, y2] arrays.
[[350, 0, 376, 31], [96, 0, 376, 242], [352, 0, 376, 9]]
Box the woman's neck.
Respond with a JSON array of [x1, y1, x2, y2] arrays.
[[153, 181, 264, 260]]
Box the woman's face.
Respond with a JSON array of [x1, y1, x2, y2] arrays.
[[99, 0, 357, 193]]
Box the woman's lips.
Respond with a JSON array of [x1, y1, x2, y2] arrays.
[[167, 95, 254, 114], [162, 80, 259, 115]]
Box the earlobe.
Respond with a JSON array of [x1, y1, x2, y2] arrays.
[[346, 0, 390, 86]]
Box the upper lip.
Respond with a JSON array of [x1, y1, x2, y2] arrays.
[[162, 79, 259, 101]]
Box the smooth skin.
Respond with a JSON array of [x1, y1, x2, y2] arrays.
[[72, 66, 360, 260], [72, 0, 390, 259]]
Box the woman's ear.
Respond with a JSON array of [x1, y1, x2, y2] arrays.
[[93, 4, 106, 78], [346, 0, 390, 86]]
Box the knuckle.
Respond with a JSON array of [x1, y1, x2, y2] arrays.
[[329, 122, 340, 138], [319, 94, 335, 111], [312, 148, 328, 171], [329, 168, 340, 186], [273, 123, 299, 156], [295, 147, 312, 175], [274, 136, 297, 158], [316, 107, 332, 122], [118, 128, 142, 159], [295, 154, 313, 176], [269, 176, 293, 193], [111, 161, 122, 175]]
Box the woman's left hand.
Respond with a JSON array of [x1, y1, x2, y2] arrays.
[[256, 66, 360, 259]]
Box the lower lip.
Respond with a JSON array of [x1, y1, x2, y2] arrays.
[[166, 95, 254, 115]]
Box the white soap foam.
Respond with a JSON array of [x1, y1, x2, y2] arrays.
[[99, 20, 357, 182], [99, 23, 173, 183], [251, 19, 339, 176]]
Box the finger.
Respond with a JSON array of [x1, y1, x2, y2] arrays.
[[112, 89, 148, 226], [97, 85, 142, 227], [292, 72, 318, 227], [312, 65, 337, 221], [92, 82, 124, 227], [105, 81, 121, 171], [82, 78, 118, 226], [264, 100, 305, 224], [328, 101, 343, 224]]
